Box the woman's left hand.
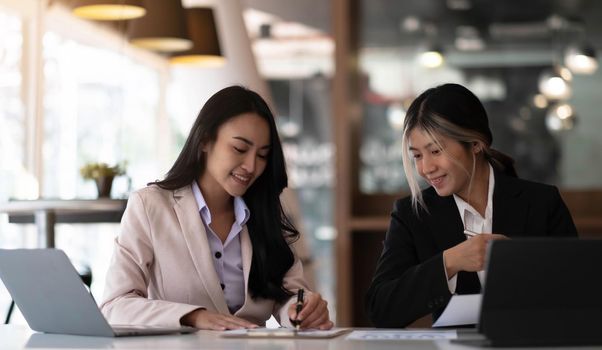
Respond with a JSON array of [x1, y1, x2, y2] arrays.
[[288, 291, 334, 330]]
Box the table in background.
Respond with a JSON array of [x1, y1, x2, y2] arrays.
[[0, 199, 127, 248]]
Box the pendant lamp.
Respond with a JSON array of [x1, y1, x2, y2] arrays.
[[418, 45, 444, 68], [71, 0, 146, 21], [565, 44, 598, 75], [128, 0, 192, 52], [170, 7, 225, 67], [546, 103, 577, 131], [538, 66, 572, 100]]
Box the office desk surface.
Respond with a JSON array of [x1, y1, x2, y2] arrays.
[[1, 325, 600, 350]]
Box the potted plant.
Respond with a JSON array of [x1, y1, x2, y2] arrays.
[[80, 162, 126, 198]]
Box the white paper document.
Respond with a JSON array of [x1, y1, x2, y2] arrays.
[[346, 330, 457, 341], [432, 293, 481, 327], [221, 327, 349, 338]]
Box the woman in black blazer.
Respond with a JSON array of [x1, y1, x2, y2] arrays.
[[365, 83, 577, 328]]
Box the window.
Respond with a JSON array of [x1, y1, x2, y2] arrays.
[[40, 30, 163, 299], [42, 32, 161, 199], [0, 6, 33, 324], [0, 2, 168, 322], [0, 10, 27, 203]]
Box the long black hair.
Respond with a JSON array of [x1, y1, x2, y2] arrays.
[[401, 83, 517, 212], [152, 85, 298, 303]]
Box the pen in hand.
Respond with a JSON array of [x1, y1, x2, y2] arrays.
[[291, 288, 304, 330], [464, 229, 478, 237]]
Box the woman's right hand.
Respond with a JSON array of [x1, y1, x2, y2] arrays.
[[443, 233, 508, 278], [181, 308, 258, 330]]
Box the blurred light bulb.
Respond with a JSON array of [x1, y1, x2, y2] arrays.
[[419, 49, 444, 68], [401, 16, 421, 32], [533, 94, 548, 109], [559, 66, 573, 81], [565, 45, 598, 74], [539, 67, 572, 100], [556, 104, 573, 119], [546, 103, 576, 132]]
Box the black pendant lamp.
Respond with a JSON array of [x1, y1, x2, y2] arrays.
[[128, 0, 193, 52], [170, 7, 225, 67]]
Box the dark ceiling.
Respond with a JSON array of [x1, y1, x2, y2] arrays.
[[244, 0, 602, 52], [359, 0, 602, 50]]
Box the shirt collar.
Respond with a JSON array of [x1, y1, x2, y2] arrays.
[[453, 163, 495, 221], [191, 181, 250, 226]]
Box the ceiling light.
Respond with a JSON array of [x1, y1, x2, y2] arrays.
[[538, 66, 572, 100], [400, 16, 421, 33], [418, 46, 444, 68], [546, 14, 570, 31], [446, 0, 472, 10], [532, 94, 548, 109], [128, 0, 192, 52], [71, 0, 146, 21], [565, 45, 598, 74], [558, 66, 573, 81], [170, 8, 225, 67], [546, 103, 576, 131]]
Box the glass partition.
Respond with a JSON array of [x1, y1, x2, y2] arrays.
[[357, 0, 602, 193], [267, 77, 336, 316]]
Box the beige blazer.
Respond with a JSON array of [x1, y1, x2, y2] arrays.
[[100, 184, 308, 327]]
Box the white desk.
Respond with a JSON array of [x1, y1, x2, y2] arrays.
[[1, 325, 600, 350], [0, 199, 127, 248]]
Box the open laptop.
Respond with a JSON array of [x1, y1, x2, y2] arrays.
[[0, 249, 197, 337], [456, 238, 602, 347]]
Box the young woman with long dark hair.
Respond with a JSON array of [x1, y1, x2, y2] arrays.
[[101, 86, 332, 330], [365, 83, 577, 328]]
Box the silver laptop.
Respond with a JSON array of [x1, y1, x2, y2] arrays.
[[0, 248, 197, 337]]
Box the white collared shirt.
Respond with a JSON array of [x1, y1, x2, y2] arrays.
[[192, 181, 249, 314], [445, 164, 495, 293]]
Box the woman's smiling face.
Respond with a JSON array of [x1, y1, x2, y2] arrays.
[[408, 127, 474, 198], [200, 112, 271, 198]]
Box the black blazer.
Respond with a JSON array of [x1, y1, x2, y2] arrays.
[[365, 170, 578, 328]]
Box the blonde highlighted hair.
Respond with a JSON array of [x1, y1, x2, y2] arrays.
[[401, 84, 517, 214]]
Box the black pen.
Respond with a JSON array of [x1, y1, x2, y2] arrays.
[[293, 288, 304, 330], [464, 229, 478, 237]]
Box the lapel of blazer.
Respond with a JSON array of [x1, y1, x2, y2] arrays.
[[425, 189, 481, 293], [492, 170, 528, 237], [425, 190, 465, 252], [172, 185, 229, 314], [239, 226, 253, 309]]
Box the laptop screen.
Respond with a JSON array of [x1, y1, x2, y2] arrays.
[[479, 238, 602, 346], [0, 249, 196, 337]]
